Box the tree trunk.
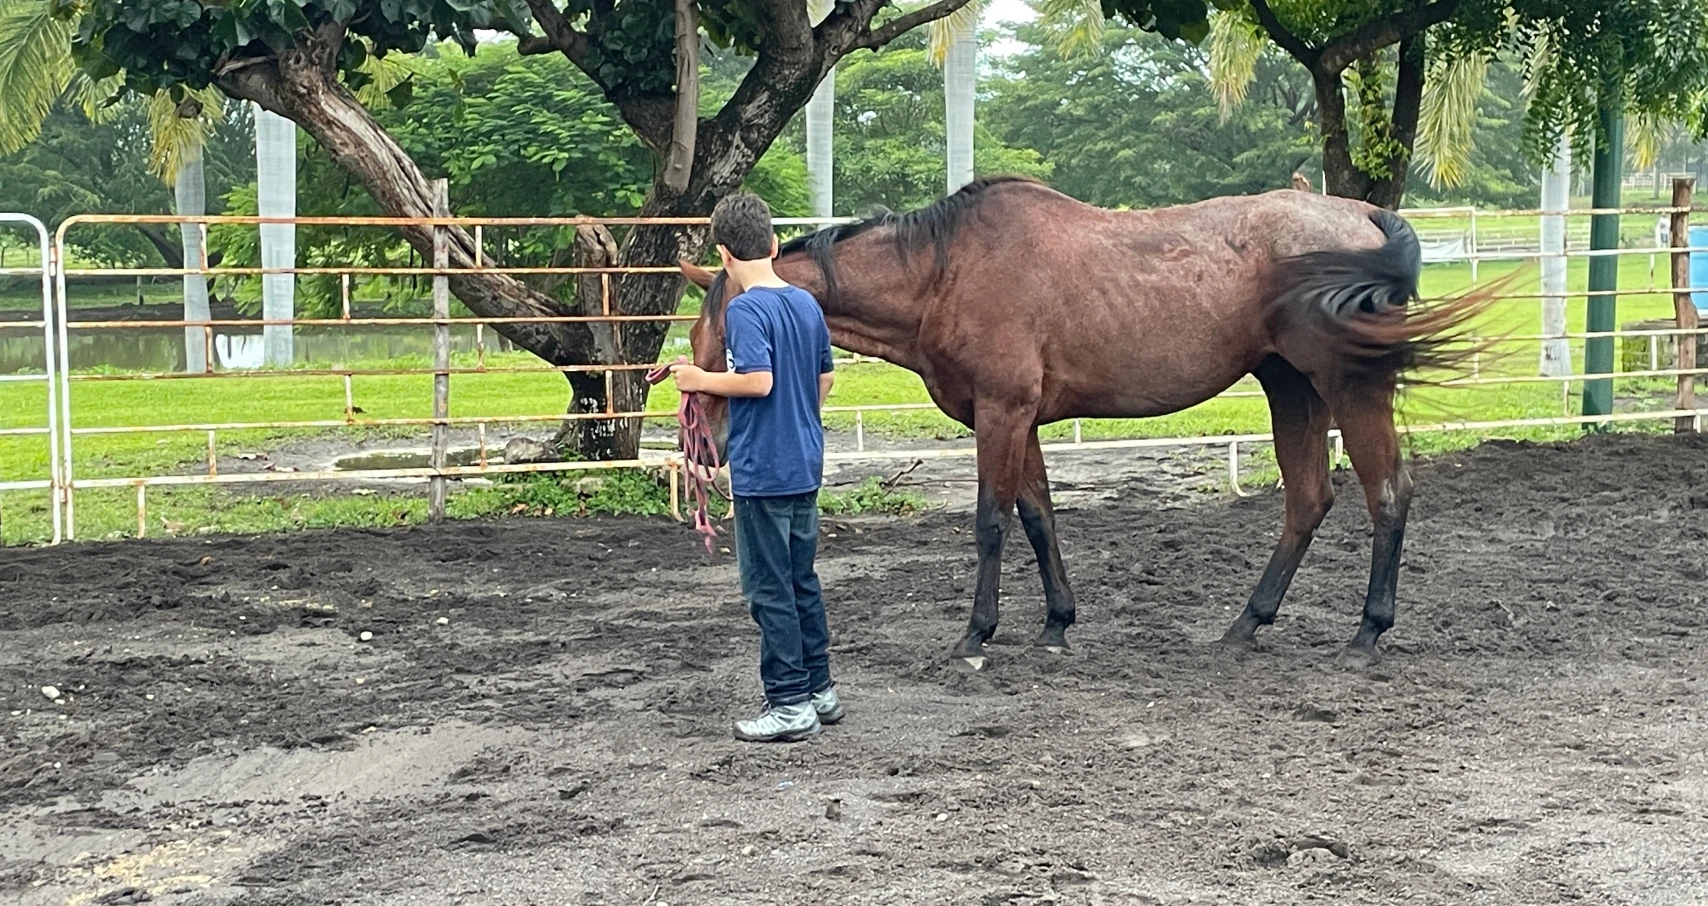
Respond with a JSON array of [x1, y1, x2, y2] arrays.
[[944, 34, 977, 194], [553, 224, 643, 461], [806, 69, 835, 217], [1540, 135, 1572, 377], [663, 0, 700, 193], [138, 224, 185, 269], [255, 104, 298, 366], [1310, 38, 1424, 209], [1312, 67, 1366, 200], [175, 150, 211, 374]]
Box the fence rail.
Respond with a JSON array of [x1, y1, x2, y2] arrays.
[[4, 188, 1707, 543]]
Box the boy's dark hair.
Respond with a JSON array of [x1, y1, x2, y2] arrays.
[[711, 192, 775, 262]]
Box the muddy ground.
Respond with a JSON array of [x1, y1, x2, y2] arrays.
[[3, 432, 1708, 905]]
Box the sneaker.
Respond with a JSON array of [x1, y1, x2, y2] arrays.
[[733, 702, 821, 743], [811, 686, 844, 725]]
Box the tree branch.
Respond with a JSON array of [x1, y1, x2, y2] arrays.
[[520, 0, 592, 67], [662, 0, 699, 193], [751, 0, 814, 51], [1248, 0, 1317, 66], [845, 0, 977, 53], [1318, 0, 1461, 75]]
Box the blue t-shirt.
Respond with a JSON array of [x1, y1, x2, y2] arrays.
[[723, 284, 833, 497]]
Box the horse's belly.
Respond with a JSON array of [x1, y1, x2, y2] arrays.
[[1045, 337, 1258, 420], [1060, 380, 1237, 420]]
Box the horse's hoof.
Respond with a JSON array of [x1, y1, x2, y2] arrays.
[[953, 655, 988, 672], [949, 633, 991, 664], [1217, 628, 1259, 653], [1337, 644, 1381, 669], [1033, 626, 1070, 651]]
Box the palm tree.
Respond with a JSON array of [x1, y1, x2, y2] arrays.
[[0, 0, 415, 372], [1538, 135, 1571, 377], [0, 0, 224, 372], [255, 105, 296, 367], [806, 0, 836, 217], [929, 2, 982, 194]]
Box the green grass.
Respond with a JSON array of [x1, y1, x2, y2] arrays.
[[0, 250, 1700, 544], [1401, 194, 1679, 238]]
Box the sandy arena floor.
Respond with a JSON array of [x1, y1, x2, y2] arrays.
[[3, 433, 1708, 905]]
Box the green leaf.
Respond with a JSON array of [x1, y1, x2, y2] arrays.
[[385, 75, 413, 109]]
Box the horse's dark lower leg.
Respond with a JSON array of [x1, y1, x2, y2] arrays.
[[1016, 430, 1076, 649], [1331, 392, 1412, 659], [1223, 358, 1333, 647], [951, 409, 1031, 664], [953, 487, 1011, 660]]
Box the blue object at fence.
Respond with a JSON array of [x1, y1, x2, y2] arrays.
[[1691, 225, 1708, 313]]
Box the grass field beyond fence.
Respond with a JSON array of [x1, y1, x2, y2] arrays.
[[0, 238, 1701, 544]]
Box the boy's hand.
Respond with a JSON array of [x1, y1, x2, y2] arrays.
[[669, 356, 708, 393]]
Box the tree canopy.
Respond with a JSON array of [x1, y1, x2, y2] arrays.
[[778, 28, 1051, 214], [207, 40, 812, 316], [1097, 0, 1708, 204], [0, 94, 251, 265], [986, 20, 1314, 208]]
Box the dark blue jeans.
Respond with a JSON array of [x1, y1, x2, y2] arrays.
[[734, 492, 831, 707]]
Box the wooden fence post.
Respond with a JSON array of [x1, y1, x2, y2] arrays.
[[1671, 177, 1698, 433]]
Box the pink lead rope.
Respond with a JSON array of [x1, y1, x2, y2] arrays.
[[646, 363, 725, 553]]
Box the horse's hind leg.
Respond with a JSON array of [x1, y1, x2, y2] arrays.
[[1016, 429, 1076, 650], [1322, 384, 1412, 661], [951, 401, 1034, 665], [1223, 357, 1335, 647]]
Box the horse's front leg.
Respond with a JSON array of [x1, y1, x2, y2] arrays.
[[950, 403, 1033, 667]]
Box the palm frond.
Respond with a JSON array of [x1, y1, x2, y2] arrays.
[[1034, 0, 1106, 58], [1520, 26, 1551, 103], [0, 0, 76, 154], [144, 88, 225, 186], [1627, 110, 1669, 173], [1208, 9, 1263, 123], [928, 0, 983, 67], [1416, 51, 1488, 189], [352, 49, 423, 109], [65, 71, 127, 124]]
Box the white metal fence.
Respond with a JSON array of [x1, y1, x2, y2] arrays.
[[4, 196, 1707, 544], [0, 214, 62, 542]]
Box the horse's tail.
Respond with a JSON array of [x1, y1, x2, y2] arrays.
[[1265, 209, 1499, 385]]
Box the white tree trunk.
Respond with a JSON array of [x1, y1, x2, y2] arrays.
[[255, 104, 297, 367], [806, 69, 835, 218], [1540, 135, 1571, 377], [944, 35, 976, 195], [175, 150, 211, 374]]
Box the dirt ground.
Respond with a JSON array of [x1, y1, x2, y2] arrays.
[[3, 432, 1708, 906]]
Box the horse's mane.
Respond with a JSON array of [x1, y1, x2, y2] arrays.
[[778, 176, 1042, 302]]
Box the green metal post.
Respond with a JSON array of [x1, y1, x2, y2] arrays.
[[1583, 104, 1624, 422]]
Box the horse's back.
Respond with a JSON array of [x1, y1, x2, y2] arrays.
[[1110, 190, 1388, 261]]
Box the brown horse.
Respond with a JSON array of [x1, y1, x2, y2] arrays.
[[678, 178, 1484, 666]]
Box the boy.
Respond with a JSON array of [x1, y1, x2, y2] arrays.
[[670, 192, 840, 743]]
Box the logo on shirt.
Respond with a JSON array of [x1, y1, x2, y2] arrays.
[[725, 349, 735, 372]]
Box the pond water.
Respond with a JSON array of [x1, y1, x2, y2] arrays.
[[332, 440, 677, 472], [335, 447, 497, 471], [0, 322, 690, 376], [0, 323, 496, 375]]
